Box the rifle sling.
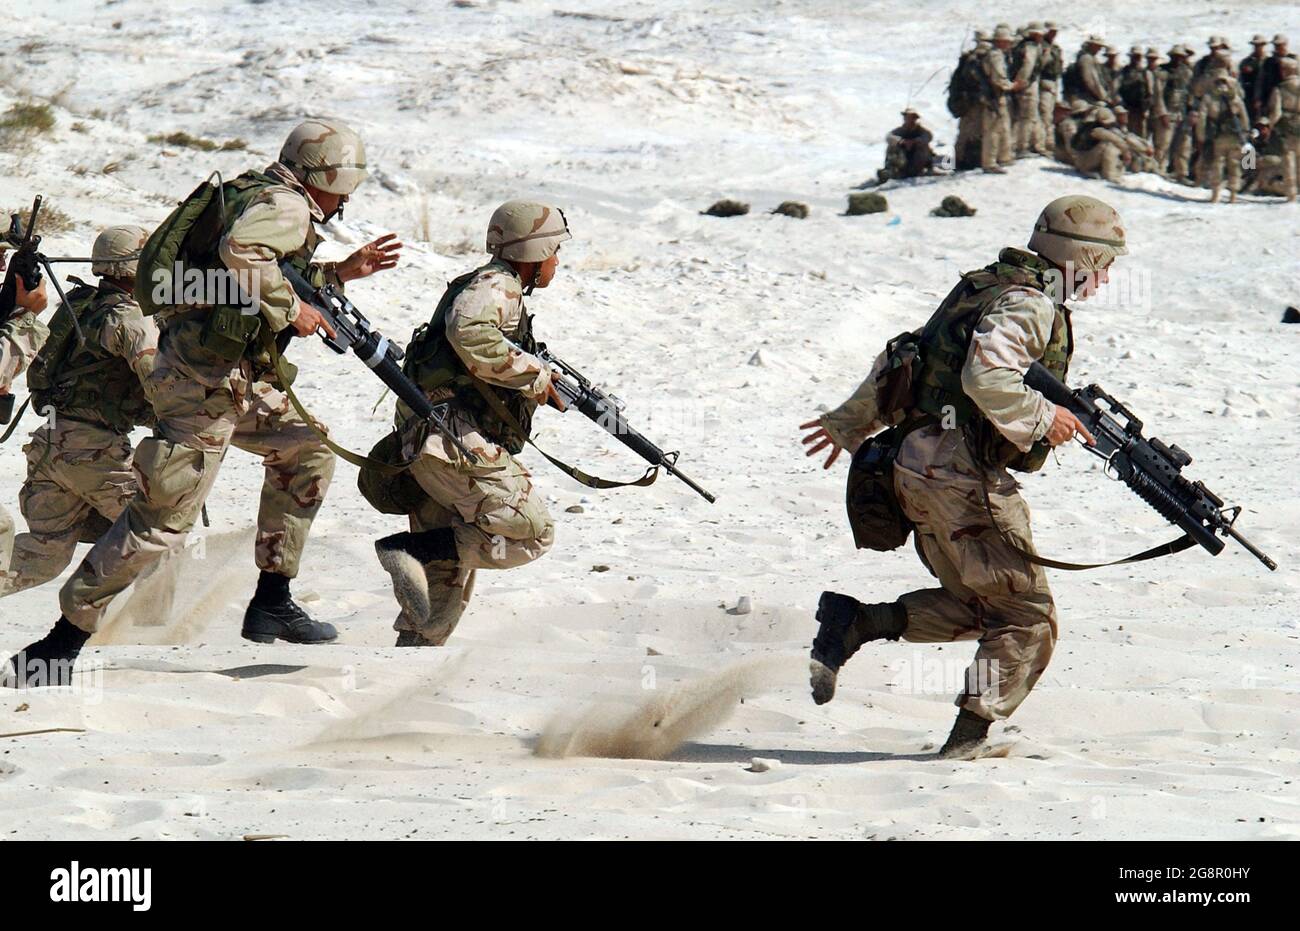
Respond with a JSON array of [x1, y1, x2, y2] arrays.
[[260, 330, 408, 475], [0, 396, 30, 444], [979, 480, 1196, 570], [471, 382, 659, 491]]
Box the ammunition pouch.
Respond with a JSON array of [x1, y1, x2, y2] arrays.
[[845, 420, 929, 552], [199, 306, 263, 363], [357, 428, 428, 516]]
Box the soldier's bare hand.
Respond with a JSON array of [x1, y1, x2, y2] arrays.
[[337, 233, 403, 282], [543, 377, 568, 412], [1045, 406, 1096, 447], [16, 277, 48, 314], [800, 419, 843, 469], [292, 299, 337, 339]]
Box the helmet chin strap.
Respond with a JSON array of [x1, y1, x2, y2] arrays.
[[523, 261, 540, 296]]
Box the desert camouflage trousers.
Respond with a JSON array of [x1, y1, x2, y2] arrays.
[[1, 419, 136, 597], [1037, 82, 1057, 150], [1201, 136, 1244, 195], [1014, 84, 1043, 154], [893, 465, 1057, 722], [980, 98, 1014, 169], [388, 429, 555, 643], [59, 330, 335, 632], [1074, 141, 1125, 182]]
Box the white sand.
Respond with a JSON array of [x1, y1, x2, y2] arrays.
[[0, 0, 1296, 839]]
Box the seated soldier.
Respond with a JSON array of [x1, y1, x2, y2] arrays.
[[877, 108, 936, 182]]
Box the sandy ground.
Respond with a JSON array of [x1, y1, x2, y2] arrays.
[[0, 0, 1297, 839]]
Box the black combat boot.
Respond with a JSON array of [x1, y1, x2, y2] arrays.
[[375, 529, 458, 565], [241, 571, 337, 644], [809, 591, 906, 705], [938, 707, 993, 759], [376, 530, 458, 648], [2, 617, 91, 688]]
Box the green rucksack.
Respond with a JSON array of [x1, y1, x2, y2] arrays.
[[134, 171, 228, 317]]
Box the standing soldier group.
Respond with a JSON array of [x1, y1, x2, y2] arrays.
[[948, 29, 1298, 201]]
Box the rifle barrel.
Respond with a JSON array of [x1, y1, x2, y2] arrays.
[[1225, 525, 1277, 571]]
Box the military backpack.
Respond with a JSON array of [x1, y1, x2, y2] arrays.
[[26, 280, 153, 433]]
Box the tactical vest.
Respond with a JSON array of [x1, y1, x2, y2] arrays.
[[1011, 40, 1043, 84], [1163, 63, 1193, 115], [1206, 93, 1244, 138], [401, 261, 537, 454], [27, 281, 153, 433], [1040, 44, 1063, 81], [1119, 66, 1151, 110], [181, 171, 322, 365], [911, 247, 1073, 473]]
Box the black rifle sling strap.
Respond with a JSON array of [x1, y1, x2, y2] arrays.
[[261, 330, 408, 475], [471, 382, 659, 491], [0, 396, 30, 444], [979, 481, 1197, 571]]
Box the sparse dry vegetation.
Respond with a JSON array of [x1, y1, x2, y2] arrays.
[[148, 131, 247, 152], [0, 102, 56, 139], [6, 203, 76, 236]]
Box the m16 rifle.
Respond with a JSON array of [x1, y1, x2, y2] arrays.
[[536, 345, 715, 503], [1026, 362, 1276, 570], [279, 261, 479, 465]]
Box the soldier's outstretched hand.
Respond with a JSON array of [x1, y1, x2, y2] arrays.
[[800, 419, 843, 469], [337, 233, 403, 282]]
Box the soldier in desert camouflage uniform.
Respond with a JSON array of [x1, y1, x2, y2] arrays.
[[954, 31, 992, 171], [1199, 74, 1252, 203], [1054, 99, 1091, 164], [1240, 35, 1273, 121], [1161, 46, 1197, 179], [1112, 106, 1160, 174], [372, 200, 569, 647], [4, 119, 403, 688], [1, 227, 157, 597], [1267, 56, 1300, 201], [1268, 56, 1300, 201], [1010, 24, 1044, 156], [979, 26, 1025, 173], [1073, 36, 1113, 107], [1036, 23, 1063, 154], [0, 260, 50, 579], [801, 195, 1127, 759], [1070, 107, 1135, 182]]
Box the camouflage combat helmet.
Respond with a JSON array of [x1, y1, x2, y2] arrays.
[[279, 118, 368, 195], [91, 225, 149, 278], [1027, 195, 1127, 272], [1094, 107, 1117, 125], [485, 200, 572, 263]]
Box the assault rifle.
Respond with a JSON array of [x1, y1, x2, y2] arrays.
[[1, 196, 94, 424], [279, 262, 479, 465], [1026, 362, 1276, 570], [536, 345, 716, 503]]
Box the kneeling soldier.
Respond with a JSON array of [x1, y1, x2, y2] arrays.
[[1, 227, 158, 598], [373, 201, 569, 647], [801, 195, 1126, 758]]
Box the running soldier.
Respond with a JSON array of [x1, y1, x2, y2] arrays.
[[371, 201, 569, 647], [802, 195, 1127, 759], [4, 119, 403, 687], [1, 227, 157, 598]]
